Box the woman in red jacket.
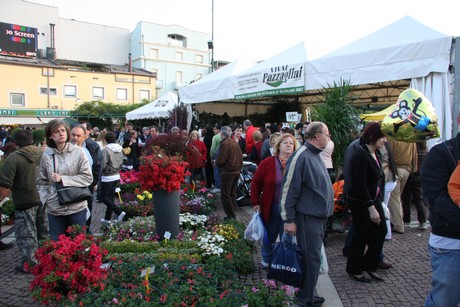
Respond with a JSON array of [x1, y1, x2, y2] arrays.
[[250, 133, 299, 268], [186, 130, 208, 185]]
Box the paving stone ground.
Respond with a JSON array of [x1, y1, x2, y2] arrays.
[[0, 198, 431, 306]]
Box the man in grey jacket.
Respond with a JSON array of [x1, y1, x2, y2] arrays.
[[280, 122, 334, 307]]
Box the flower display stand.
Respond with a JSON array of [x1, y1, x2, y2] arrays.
[[153, 189, 180, 240]]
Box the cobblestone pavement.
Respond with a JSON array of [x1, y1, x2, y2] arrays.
[[324, 208, 431, 307], [1, 199, 430, 306]]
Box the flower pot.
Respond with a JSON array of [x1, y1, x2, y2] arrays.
[[153, 189, 180, 240]]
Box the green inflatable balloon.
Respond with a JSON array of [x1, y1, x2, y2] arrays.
[[381, 89, 439, 142]]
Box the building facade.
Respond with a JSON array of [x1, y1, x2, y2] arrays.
[[130, 22, 211, 97], [0, 0, 212, 125]]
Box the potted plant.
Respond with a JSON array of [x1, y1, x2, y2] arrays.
[[28, 226, 108, 305], [119, 190, 155, 217], [0, 197, 15, 225], [137, 147, 189, 240]]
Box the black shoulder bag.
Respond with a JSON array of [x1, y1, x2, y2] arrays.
[[53, 154, 92, 205]]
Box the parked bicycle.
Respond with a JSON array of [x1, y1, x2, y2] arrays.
[[236, 161, 257, 206]]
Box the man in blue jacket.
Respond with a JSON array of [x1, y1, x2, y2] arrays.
[[420, 133, 460, 307], [281, 122, 334, 307]]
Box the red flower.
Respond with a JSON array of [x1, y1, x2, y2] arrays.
[[138, 148, 190, 193], [29, 226, 108, 305]]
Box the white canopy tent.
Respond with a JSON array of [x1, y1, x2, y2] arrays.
[[126, 91, 178, 120], [179, 58, 256, 104], [305, 16, 453, 141]]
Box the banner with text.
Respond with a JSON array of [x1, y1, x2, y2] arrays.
[[234, 63, 305, 99]]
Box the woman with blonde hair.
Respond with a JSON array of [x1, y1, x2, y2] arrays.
[[250, 130, 264, 165], [96, 128, 108, 150], [251, 133, 299, 267]]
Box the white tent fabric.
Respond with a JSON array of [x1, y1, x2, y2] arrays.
[[305, 16, 451, 90], [411, 73, 453, 146], [179, 58, 256, 104], [126, 92, 178, 120], [232, 41, 308, 99], [305, 16, 453, 140]]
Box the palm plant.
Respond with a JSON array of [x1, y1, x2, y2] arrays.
[[311, 78, 360, 174]]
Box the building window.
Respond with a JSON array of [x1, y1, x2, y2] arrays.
[[139, 90, 150, 101], [176, 71, 183, 83], [195, 55, 203, 64], [64, 85, 77, 98], [116, 88, 128, 100], [41, 67, 54, 76], [92, 87, 104, 100], [150, 48, 158, 58], [196, 73, 203, 80], [168, 34, 187, 47], [10, 93, 25, 106], [175, 52, 183, 62], [40, 87, 57, 95]]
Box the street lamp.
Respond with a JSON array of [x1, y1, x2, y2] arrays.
[[75, 98, 81, 122], [210, 0, 214, 72], [208, 40, 214, 72]]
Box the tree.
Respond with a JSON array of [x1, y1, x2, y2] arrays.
[[70, 100, 150, 129], [311, 79, 360, 173]]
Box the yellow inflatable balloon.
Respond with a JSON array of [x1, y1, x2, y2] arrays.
[[381, 89, 439, 142]]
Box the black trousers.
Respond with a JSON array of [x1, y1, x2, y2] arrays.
[[346, 198, 387, 275], [402, 172, 426, 224]]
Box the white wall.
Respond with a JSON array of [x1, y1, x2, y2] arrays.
[[0, 0, 129, 65], [57, 19, 129, 64]]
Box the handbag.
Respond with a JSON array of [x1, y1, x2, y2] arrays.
[[122, 146, 131, 155], [53, 155, 92, 206], [267, 233, 303, 287]]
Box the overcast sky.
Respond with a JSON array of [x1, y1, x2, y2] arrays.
[[30, 0, 460, 62]]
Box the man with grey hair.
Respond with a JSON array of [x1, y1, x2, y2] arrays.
[[243, 119, 257, 155], [281, 121, 334, 307], [215, 126, 243, 219]]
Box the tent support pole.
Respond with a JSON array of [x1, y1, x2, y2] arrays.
[[453, 37, 460, 136]]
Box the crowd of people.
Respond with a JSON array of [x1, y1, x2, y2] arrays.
[[1, 117, 460, 306]]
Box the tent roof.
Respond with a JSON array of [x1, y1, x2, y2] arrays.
[[126, 92, 178, 120], [305, 16, 452, 91], [179, 58, 256, 104], [236, 41, 308, 75]]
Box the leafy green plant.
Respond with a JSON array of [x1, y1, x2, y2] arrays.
[[32, 128, 45, 146], [311, 78, 360, 172], [0, 197, 15, 223]]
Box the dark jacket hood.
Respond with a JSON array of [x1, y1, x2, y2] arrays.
[[15, 145, 42, 163]]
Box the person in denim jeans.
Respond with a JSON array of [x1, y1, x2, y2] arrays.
[[421, 133, 460, 307], [251, 133, 299, 268]]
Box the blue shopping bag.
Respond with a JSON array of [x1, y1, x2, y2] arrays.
[[267, 233, 303, 287]]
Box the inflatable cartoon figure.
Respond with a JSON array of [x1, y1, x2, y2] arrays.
[[381, 89, 439, 142], [390, 97, 431, 133]]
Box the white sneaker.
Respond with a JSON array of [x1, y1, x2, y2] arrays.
[[211, 188, 221, 193], [100, 219, 110, 223], [418, 222, 428, 230], [118, 211, 126, 222]]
